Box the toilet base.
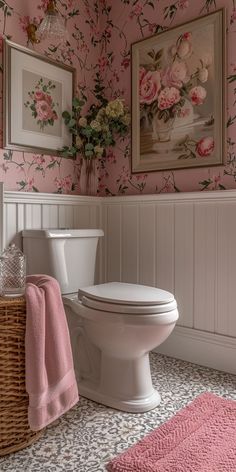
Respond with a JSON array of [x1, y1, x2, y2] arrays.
[[78, 351, 161, 413], [79, 380, 161, 413]]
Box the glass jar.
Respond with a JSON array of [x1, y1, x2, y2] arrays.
[[0, 244, 26, 297]]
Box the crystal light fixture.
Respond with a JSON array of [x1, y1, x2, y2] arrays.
[[36, 0, 68, 43]]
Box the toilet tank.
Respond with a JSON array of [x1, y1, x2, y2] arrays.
[[22, 229, 104, 294]]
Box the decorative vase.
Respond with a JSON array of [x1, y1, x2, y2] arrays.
[[80, 158, 98, 196], [153, 116, 175, 142], [140, 110, 151, 132]]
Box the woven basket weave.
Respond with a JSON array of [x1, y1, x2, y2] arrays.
[[0, 297, 42, 456]]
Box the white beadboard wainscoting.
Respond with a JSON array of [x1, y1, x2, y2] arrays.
[[1, 183, 236, 375], [102, 191, 236, 375], [0, 184, 103, 282]]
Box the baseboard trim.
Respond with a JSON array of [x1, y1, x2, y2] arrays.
[[155, 326, 236, 375]]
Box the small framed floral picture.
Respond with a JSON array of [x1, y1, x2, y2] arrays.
[[3, 40, 75, 156], [131, 9, 226, 173]]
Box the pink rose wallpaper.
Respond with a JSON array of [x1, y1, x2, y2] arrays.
[[0, 0, 235, 195]]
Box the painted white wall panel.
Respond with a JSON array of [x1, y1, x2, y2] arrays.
[[122, 205, 139, 283], [17, 204, 25, 232], [174, 203, 194, 328], [156, 203, 174, 294], [217, 202, 236, 337], [5, 203, 17, 246], [73, 205, 90, 229], [25, 204, 34, 229], [33, 205, 42, 229], [58, 205, 74, 228], [139, 204, 156, 286], [2, 184, 236, 374], [42, 204, 59, 229], [194, 203, 217, 332], [106, 205, 122, 282]]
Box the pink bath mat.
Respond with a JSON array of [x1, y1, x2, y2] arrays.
[[106, 392, 236, 472]]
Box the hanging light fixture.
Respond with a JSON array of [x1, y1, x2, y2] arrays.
[[36, 0, 68, 43]]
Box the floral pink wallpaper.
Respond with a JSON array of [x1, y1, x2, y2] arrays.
[[98, 0, 236, 195], [0, 0, 100, 193], [0, 0, 235, 195]]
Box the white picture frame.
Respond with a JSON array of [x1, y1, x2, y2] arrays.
[[131, 9, 226, 173], [3, 40, 75, 156]]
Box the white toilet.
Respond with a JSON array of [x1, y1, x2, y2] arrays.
[[23, 229, 179, 413]]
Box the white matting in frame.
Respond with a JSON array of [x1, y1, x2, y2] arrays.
[[131, 9, 226, 173], [4, 40, 75, 156]]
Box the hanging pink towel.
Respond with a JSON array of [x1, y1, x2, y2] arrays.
[[25, 274, 79, 431]]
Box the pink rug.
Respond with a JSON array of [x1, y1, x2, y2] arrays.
[[106, 392, 236, 472]]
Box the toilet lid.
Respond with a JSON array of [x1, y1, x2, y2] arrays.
[[78, 282, 177, 315]]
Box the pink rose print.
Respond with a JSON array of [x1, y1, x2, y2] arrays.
[[36, 100, 53, 121], [26, 178, 35, 192], [45, 94, 53, 106], [139, 69, 161, 105], [24, 78, 59, 131], [213, 174, 221, 185], [158, 87, 181, 110], [189, 86, 207, 105], [161, 61, 188, 88], [178, 0, 189, 8], [38, 0, 51, 12], [196, 137, 214, 157], [54, 175, 73, 193], [121, 57, 130, 70], [129, 2, 143, 19], [34, 155, 46, 165], [34, 91, 45, 101], [148, 23, 157, 33], [98, 56, 109, 73], [182, 32, 191, 40]]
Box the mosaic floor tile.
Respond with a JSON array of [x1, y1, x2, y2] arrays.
[[1, 353, 235, 472]]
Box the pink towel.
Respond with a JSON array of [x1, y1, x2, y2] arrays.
[[25, 274, 79, 431]]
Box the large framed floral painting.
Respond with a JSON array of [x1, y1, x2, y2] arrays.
[[131, 9, 226, 173], [3, 40, 75, 156]]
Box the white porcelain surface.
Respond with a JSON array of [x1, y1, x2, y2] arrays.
[[24, 228, 178, 413], [78, 282, 175, 305], [23, 229, 104, 239], [64, 293, 178, 412], [23, 229, 103, 294]]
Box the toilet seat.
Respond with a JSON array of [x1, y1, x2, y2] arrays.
[[78, 282, 177, 315]]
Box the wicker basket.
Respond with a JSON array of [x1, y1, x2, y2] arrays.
[[0, 297, 42, 456]]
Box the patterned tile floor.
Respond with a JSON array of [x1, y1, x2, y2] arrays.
[[1, 353, 235, 472]]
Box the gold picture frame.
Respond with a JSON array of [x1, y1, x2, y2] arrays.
[[3, 40, 76, 156], [131, 9, 226, 173]]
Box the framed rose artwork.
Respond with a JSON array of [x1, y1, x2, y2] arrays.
[[131, 9, 226, 173], [3, 40, 75, 156]]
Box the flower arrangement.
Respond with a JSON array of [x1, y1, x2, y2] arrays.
[[139, 31, 211, 127], [24, 78, 59, 131], [61, 78, 130, 165]]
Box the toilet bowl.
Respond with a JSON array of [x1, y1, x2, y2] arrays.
[[23, 229, 179, 413], [64, 282, 178, 412]]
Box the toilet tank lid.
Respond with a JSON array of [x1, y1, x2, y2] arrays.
[[22, 229, 104, 239]]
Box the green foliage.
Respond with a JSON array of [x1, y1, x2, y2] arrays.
[[61, 78, 130, 161]]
